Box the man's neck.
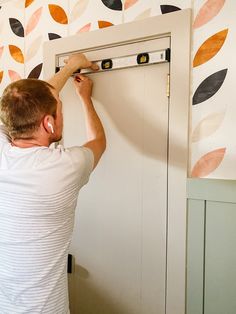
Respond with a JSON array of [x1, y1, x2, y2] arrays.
[[11, 138, 50, 148]]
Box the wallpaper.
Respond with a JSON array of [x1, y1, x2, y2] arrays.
[[0, 0, 235, 179], [191, 0, 236, 179]]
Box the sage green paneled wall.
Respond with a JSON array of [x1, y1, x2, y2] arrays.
[[187, 178, 236, 314]]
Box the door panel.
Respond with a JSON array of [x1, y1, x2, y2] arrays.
[[61, 39, 170, 314]]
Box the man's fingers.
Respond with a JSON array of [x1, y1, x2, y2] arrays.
[[86, 61, 99, 71], [74, 77, 80, 83], [64, 53, 99, 72], [75, 74, 87, 81], [90, 63, 99, 71], [74, 74, 91, 85]]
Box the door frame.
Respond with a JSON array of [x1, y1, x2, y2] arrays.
[[43, 9, 191, 314]]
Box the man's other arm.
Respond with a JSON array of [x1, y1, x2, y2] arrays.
[[74, 75, 106, 169]]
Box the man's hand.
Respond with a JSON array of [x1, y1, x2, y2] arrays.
[[73, 75, 93, 101], [47, 53, 98, 93], [64, 54, 99, 73]]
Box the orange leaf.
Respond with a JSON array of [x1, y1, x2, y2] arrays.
[[98, 21, 113, 29], [25, 0, 34, 8], [0, 71, 3, 84], [9, 45, 24, 63], [191, 148, 226, 178], [193, 0, 225, 29], [25, 7, 43, 35], [48, 4, 68, 24], [124, 0, 138, 10], [8, 70, 21, 82], [193, 29, 228, 67]]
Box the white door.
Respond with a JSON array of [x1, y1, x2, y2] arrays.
[[61, 37, 170, 314]]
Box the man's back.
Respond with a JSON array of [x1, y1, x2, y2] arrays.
[[0, 126, 94, 314], [0, 53, 105, 314]]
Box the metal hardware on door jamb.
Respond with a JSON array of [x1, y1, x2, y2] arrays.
[[167, 74, 170, 97]]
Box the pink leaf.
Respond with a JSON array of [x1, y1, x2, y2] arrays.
[[124, 0, 138, 10], [0, 46, 4, 59], [25, 7, 43, 35], [191, 148, 226, 177], [8, 70, 21, 82], [25, 35, 43, 61], [77, 23, 91, 33], [193, 0, 225, 29], [70, 0, 89, 22]]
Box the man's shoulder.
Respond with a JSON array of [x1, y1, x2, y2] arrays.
[[32, 145, 94, 191], [37, 145, 93, 166], [0, 125, 10, 145], [51, 145, 94, 168]]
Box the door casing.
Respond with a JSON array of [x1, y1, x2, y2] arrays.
[[43, 9, 192, 314]]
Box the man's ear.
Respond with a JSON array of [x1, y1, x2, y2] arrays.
[[42, 115, 55, 134]]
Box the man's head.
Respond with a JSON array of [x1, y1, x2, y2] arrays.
[[0, 79, 63, 144]]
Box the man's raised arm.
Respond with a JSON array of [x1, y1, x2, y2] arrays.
[[47, 53, 98, 93], [74, 74, 106, 170]]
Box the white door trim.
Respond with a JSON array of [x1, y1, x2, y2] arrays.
[[43, 9, 191, 314]]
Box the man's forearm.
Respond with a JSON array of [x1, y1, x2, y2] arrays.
[[81, 97, 106, 146], [47, 65, 75, 93], [75, 74, 106, 168]]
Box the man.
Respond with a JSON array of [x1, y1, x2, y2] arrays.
[[0, 54, 106, 313]]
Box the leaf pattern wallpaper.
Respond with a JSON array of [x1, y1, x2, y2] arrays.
[[0, 71, 3, 84], [48, 4, 68, 24], [0, 0, 235, 179], [25, 7, 43, 35], [68, 0, 122, 35], [191, 147, 226, 177], [160, 5, 181, 14], [192, 69, 228, 105], [193, 29, 228, 67], [0, 46, 4, 59], [0, 1, 24, 89], [101, 0, 123, 10], [192, 0, 235, 179], [70, 0, 89, 23], [193, 0, 225, 29], [9, 18, 24, 37], [8, 69, 22, 82], [192, 111, 225, 143]]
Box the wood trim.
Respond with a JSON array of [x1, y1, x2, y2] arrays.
[[43, 10, 192, 314], [187, 178, 236, 203]]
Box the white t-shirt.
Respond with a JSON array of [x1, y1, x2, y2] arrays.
[[0, 126, 94, 314]]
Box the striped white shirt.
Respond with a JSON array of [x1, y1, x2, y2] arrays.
[[0, 126, 94, 314]]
